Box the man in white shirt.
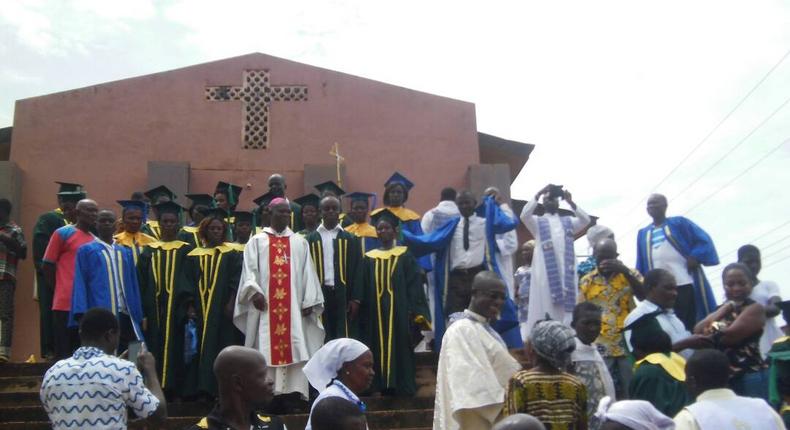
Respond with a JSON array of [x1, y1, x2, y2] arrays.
[[738, 244, 783, 357], [674, 349, 783, 430], [636, 194, 719, 331], [421, 188, 459, 234], [444, 191, 493, 316], [624, 268, 712, 359], [519, 184, 591, 331], [434, 271, 522, 430], [305, 196, 364, 341]]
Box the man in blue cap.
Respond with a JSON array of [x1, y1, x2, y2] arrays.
[[114, 200, 157, 266], [344, 192, 379, 254]]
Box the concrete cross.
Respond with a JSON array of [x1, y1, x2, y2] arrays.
[[205, 69, 308, 149]]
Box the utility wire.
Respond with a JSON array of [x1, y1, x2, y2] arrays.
[[683, 137, 790, 216], [716, 219, 790, 259], [673, 95, 790, 201], [618, 46, 790, 218], [719, 232, 790, 260]]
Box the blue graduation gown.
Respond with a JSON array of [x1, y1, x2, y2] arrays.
[[69, 241, 145, 341], [636, 216, 719, 321], [402, 196, 522, 349]]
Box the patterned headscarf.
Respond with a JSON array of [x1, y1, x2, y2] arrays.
[[595, 397, 675, 430], [528, 319, 576, 369]]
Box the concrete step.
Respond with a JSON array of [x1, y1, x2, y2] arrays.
[[0, 396, 435, 421], [0, 408, 434, 429]]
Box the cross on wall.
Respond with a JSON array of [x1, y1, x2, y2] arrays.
[[205, 69, 308, 149]]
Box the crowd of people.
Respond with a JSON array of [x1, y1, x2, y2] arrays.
[[0, 172, 787, 430]]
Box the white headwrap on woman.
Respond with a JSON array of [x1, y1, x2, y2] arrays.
[[595, 397, 675, 430], [303, 338, 370, 393], [586, 225, 614, 249]]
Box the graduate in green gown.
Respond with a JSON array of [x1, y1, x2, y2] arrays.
[[141, 185, 177, 240], [305, 196, 364, 341], [114, 200, 158, 266], [295, 194, 320, 236], [232, 211, 255, 245], [138, 201, 193, 395], [179, 194, 213, 248], [181, 210, 244, 397], [344, 192, 380, 255], [627, 311, 690, 416], [32, 182, 84, 359], [360, 209, 431, 396], [266, 174, 303, 232]]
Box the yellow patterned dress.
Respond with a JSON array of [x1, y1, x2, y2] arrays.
[[504, 369, 587, 430]]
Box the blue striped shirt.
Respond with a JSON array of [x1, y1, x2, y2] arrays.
[[40, 347, 159, 429]]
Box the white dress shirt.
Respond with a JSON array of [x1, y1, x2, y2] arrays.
[[317, 223, 343, 286], [449, 215, 486, 270], [624, 299, 692, 357]]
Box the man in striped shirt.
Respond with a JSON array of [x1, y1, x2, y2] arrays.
[[40, 307, 166, 429]]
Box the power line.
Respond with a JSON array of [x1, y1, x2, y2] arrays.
[[618, 46, 790, 218], [673, 94, 790, 201], [763, 243, 790, 263], [683, 137, 790, 216], [763, 253, 790, 270], [719, 230, 790, 260], [717, 219, 790, 259]]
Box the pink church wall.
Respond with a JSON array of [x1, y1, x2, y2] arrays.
[[8, 53, 479, 361]]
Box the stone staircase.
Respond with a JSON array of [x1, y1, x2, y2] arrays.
[[0, 353, 439, 430]]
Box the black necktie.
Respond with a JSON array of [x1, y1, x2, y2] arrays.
[[463, 216, 470, 251]]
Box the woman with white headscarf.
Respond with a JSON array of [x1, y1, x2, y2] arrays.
[[303, 338, 374, 430], [595, 397, 675, 430]]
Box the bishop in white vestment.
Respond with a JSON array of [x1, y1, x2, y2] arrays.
[[234, 199, 325, 400]]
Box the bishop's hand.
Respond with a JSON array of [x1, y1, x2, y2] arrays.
[[252, 293, 268, 311]]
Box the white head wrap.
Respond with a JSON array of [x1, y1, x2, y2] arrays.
[[302, 338, 370, 393], [595, 397, 675, 430], [586, 225, 614, 249]]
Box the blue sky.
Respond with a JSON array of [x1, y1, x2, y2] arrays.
[[2, 0, 790, 299]]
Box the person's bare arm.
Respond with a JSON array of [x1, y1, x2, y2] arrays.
[[137, 351, 167, 422], [719, 303, 766, 346]]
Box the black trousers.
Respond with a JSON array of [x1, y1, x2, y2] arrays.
[[53, 310, 79, 360], [117, 312, 137, 355], [444, 265, 486, 316], [674, 284, 696, 331]]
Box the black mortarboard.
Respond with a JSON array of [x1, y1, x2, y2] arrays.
[[185, 194, 215, 208], [117, 200, 149, 220], [144, 185, 177, 203], [232, 211, 254, 224], [215, 181, 243, 205], [294, 193, 321, 209], [253, 191, 277, 207], [370, 208, 400, 228], [153, 201, 184, 216], [55, 181, 84, 194], [622, 310, 664, 340], [779, 301, 790, 325], [314, 181, 345, 197], [55, 181, 86, 201], [385, 172, 414, 191], [347, 192, 376, 209], [199, 207, 229, 219]]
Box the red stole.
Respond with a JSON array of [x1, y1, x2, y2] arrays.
[[268, 234, 293, 365]]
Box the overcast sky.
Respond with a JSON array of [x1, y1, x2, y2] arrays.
[[2, 0, 789, 299]]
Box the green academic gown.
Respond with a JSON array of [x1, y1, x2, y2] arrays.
[[182, 243, 244, 397], [138, 240, 193, 393], [178, 226, 202, 249], [360, 246, 431, 396], [305, 229, 364, 341], [142, 220, 162, 240], [289, 202, 303, 233], [629, 352, 689, 417], [32, 209, 66, 358]]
